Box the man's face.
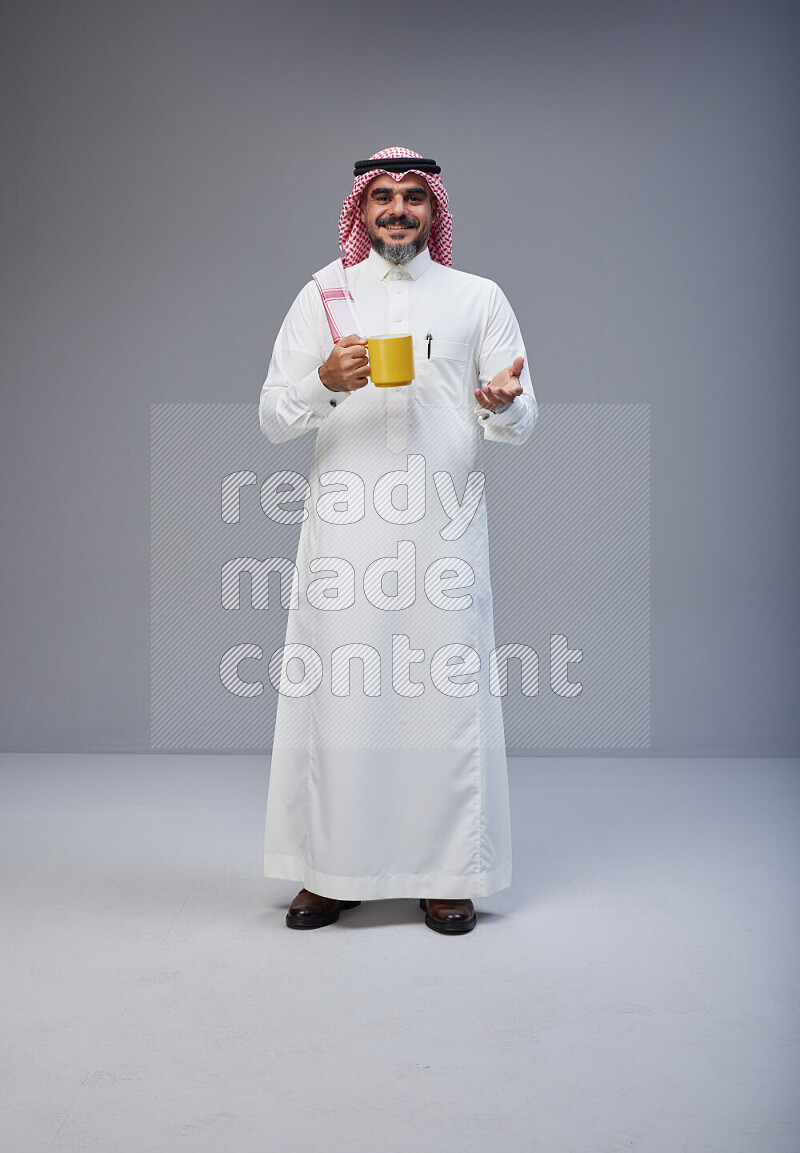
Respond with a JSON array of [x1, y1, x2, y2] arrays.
[[359, 173, 436, 264]]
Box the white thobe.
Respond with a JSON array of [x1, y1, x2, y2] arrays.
[[258, 246, 537, 900]]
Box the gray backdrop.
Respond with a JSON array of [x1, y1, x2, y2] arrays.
[[1, 0, 797, 754]]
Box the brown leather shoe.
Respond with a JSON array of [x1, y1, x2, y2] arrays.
[[286, 888, 361, 930], [419, 897, 477, 934]]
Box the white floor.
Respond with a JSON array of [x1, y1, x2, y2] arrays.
[[1, 754, 798, 1153]]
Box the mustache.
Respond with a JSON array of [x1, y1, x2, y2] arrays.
[[376, 215, 418, 229]]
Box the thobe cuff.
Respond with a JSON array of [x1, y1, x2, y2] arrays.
[[295, 368, 353, 416], [473, 399, 515, 422], [477, 394, 537, 443]]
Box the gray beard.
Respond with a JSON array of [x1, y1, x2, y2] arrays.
[[371, 236, 424, 264]]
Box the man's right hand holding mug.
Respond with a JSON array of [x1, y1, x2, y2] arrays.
[[318, 334, 370, 393]]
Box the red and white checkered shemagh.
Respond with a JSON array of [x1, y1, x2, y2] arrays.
[[338, 146, 453, 268]]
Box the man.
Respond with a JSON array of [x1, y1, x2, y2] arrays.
[[258, 147, 537, 934]]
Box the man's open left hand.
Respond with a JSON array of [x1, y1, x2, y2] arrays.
[[474, 357, 525, 412]]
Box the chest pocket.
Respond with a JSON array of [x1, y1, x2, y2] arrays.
[[413, 339, 472, 408]]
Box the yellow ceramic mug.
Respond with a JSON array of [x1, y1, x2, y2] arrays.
[[367, 334, 414, 388]]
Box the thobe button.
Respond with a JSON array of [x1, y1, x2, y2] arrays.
[[329, 399, 336, 407]]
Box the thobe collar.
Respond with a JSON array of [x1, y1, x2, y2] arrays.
[[365, 246, 433, 282]]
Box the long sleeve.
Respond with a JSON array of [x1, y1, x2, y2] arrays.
[[259, 282, 353, 444], [473, 283, 538, 445]]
